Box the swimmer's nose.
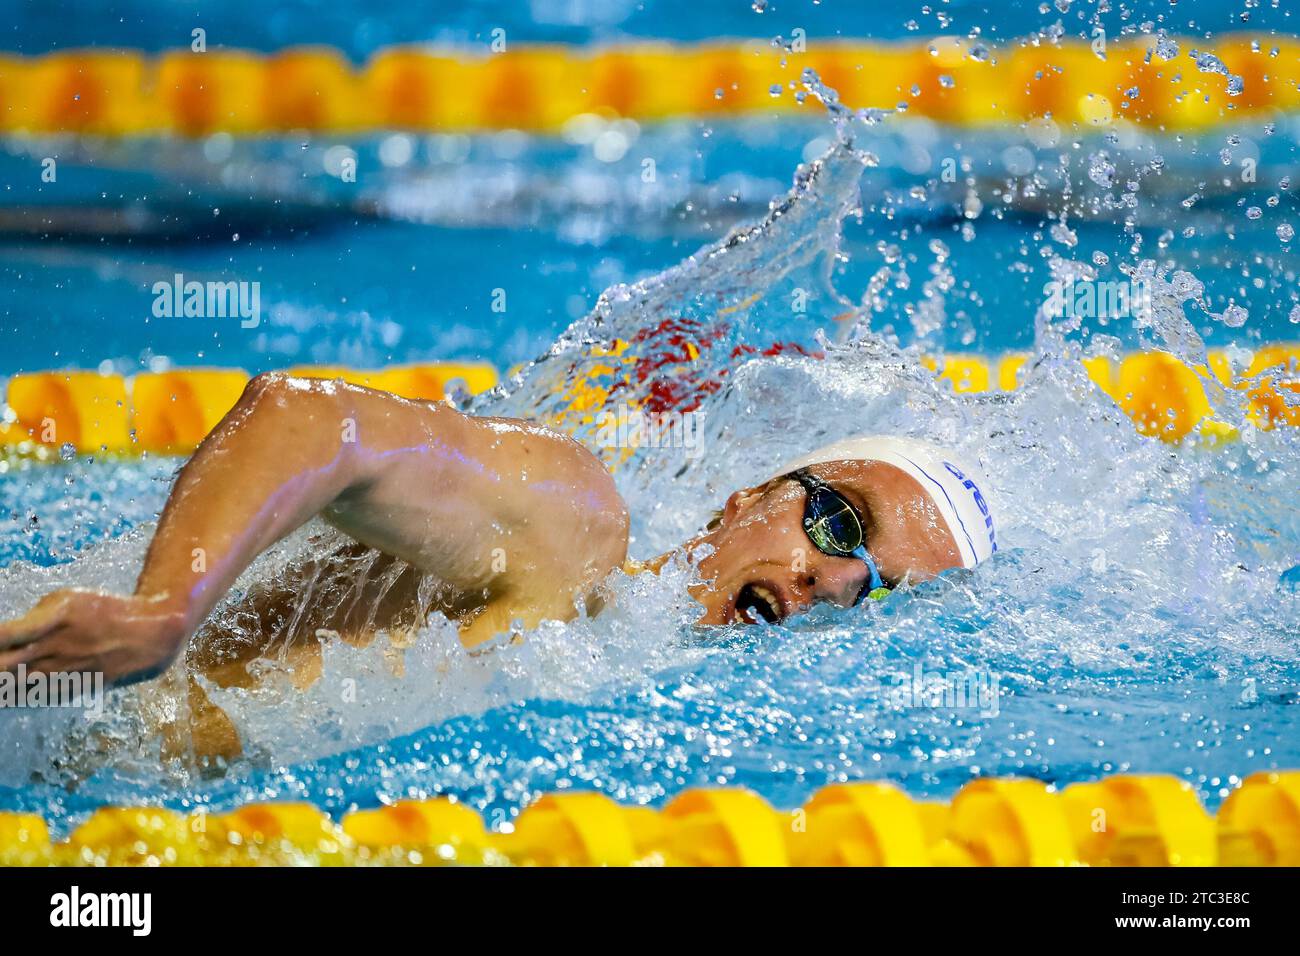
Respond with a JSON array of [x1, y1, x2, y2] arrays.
[[809, 558, 871, 608]]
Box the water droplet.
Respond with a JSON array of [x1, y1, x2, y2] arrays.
[[1220, 303, 1248, 328], [59, 442, 75, 461], [1246, 206, 1262, 220], [1189, 48, 1243, 97], [1049, 222, 1077, 248], [1088, 153, 1116, 188], [1278, 223, 1295, 242]]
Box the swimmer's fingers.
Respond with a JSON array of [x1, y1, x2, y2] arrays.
[[0, 619, 107, 682], [0, 591, 106, 676], [16, 652, 97, 678], [0, 639, 48, 671], [0, 599, 80, 675], [0, 590, 184, 687], [0, 592, 73, 654]]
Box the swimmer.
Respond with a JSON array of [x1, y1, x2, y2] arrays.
[[0, 374, 994, 751]]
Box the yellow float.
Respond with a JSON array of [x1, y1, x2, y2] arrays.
[[0, 36, 1288, 135], [4, 772, 1297, 866]]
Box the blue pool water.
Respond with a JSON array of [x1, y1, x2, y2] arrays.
[[2, 115, 1297, 379], [2, 8, 1300, 833], [6, 0, 1293, 57]]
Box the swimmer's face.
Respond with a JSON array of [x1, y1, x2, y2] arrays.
[[688, 459, 963, 626]]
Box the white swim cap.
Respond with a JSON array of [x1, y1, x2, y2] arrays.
[[772, 435, 997, 569]]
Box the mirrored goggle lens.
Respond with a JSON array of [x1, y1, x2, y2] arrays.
[[804, 490, 862, 555]]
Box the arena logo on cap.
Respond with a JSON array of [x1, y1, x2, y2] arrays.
[[943, 461, 996, 554]]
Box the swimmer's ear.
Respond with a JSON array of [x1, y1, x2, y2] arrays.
[[720, 489, 751, 523]]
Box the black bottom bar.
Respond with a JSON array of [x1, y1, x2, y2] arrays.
[[1, 866, 1290, 942]]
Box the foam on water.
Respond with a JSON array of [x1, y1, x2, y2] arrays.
[[1, 57, 1299, 830]]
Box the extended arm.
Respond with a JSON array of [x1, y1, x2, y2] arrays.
[[0, 373, 628, 686]]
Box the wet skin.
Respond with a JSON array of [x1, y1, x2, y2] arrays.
[[0, 375, 963, 698], [687, 459, 962, 626]]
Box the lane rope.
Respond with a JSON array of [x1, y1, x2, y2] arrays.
[[6, 346, 1294, 457], [0, 35, 1294, 135], [3, 771, 1296, 866]]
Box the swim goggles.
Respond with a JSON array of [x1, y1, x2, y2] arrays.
[[788, 468, 890, 603]]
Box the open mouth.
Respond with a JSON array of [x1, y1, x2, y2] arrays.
[[734, 582, 784, 625]]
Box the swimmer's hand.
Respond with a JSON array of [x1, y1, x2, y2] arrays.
[[0, 589, 184, 687]]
